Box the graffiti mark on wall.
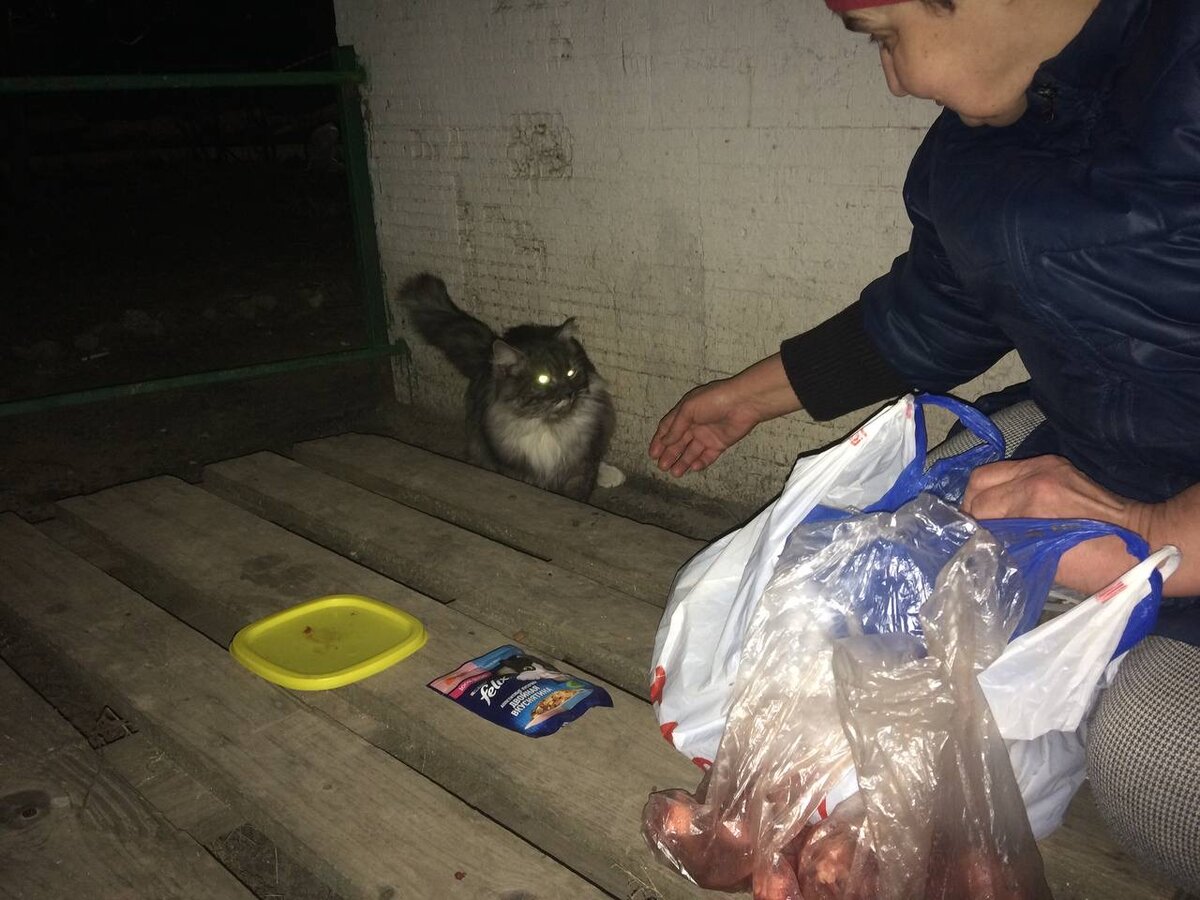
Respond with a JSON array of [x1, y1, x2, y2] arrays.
[[507, 112, 572, 179]]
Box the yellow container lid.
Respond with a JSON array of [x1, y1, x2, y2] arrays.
[[230, 594, 427, 690]]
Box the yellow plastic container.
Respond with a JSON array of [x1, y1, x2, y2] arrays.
[[229, 594, 427, 690]]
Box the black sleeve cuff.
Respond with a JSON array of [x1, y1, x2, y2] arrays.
[[780, 301, 912, 421]]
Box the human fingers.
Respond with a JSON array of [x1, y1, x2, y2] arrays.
[[655, 443, 683, 472], [962, 457, 1060, 515], [962, 459, 1028, 502], [964, 467, 1050, 520], [669, 437, 709, 478], [961, 482, 1022, 520], [965, 455, 1071, 500], [649, 406, 681, 461], [652, 414, 695, 472], [966, 455, 1130, 524], [689, 446, 723, 473]]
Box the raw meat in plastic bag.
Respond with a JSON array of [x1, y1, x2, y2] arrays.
[[642, 497, 1051, 898]]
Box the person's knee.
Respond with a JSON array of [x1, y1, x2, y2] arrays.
[[1087, 636, 1200, 892]]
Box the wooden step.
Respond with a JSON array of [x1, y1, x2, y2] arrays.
[[0, 572, 331, 896], [0, 590, 247, 847], [0, 659, 253, 899], [0, 513, 607, 900], [205, 451, 660, 698], [52, 477, 723, 900], [292, 433, 703, 605]]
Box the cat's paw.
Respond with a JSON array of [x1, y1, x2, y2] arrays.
[[596, 462, 626, 489]]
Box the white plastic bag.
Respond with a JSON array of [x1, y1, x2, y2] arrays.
[[651, 396, 935, 763], [642, 509, 1055, 899], [978, 546, 1179, 833], [652, 394, 999, 764], [651, 394, 1178, 837]]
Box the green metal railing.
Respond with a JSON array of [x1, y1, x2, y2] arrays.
[[0, 45, 403, 418]]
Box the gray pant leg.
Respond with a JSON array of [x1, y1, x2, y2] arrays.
[[925, 398, 1045, 464], [1087, 636, 1200, 893]]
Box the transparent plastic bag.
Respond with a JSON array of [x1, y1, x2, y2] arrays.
[[830, 534, 1051, 899], [642, 497, 1051, 898]]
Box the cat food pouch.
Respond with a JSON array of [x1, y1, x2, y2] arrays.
[[428, 645, 612, 737]]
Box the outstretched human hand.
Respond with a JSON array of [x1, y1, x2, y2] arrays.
[[649, 354, 803, 478], [650, 381, 761, 477]]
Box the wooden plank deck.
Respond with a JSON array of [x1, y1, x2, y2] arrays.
[[48, 475, 718, 900], [292, 433, 703, 605], [0, 431, 1185, 900], [0, 514, 602, 900], [0, 660, 254, 900], [204, 451, 663, 698]]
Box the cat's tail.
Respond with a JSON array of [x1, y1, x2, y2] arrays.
[[399, 274, 497, 379]]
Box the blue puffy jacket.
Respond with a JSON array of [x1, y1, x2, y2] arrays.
[[780, 0, 1199, 641]]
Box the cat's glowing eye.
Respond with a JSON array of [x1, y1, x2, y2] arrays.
[[536, 373, 551, 385], [566, 369, 576, 377]]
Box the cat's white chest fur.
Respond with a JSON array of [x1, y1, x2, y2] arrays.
[[502, 417, 570, 478], [487, 391, 604, 481]]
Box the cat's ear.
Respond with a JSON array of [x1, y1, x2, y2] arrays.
[[491, 339, 525, 372], [556, 317, 577, 341]]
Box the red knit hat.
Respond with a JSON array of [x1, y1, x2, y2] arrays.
[[825, 0, 906, 11]]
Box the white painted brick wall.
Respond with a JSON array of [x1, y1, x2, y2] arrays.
[[335, 0, 1026, 507]]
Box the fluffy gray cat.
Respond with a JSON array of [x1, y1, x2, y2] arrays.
[[400, 273, 620, 501]]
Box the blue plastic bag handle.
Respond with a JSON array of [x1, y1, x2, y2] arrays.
[[981, 517, 1150, 563], [868, 394, 1006, 514], [982, 517, 1161, 649], [913, 394, 1005, 460]]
